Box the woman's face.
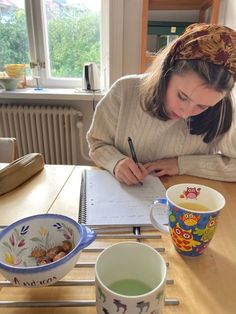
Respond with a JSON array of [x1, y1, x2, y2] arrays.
[[164, 71, 226, 120]]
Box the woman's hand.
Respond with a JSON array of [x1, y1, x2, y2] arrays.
[[114, 157, 149, 185], [144, 158, 179, 177]]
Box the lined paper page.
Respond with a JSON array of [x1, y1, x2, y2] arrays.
[[85, 169, 167, 226]]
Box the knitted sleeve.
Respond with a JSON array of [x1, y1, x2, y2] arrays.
[[178, 118, 236, 182], [86, 78, 127, 174]]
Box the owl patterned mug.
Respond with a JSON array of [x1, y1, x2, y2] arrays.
[[150, 183, 225, 257], [95, 242, 167, 314]]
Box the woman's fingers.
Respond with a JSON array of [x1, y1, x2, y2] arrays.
[[115, 157, 180, 183], [144, 159, 179, 176], [114, 157, 148, 185]]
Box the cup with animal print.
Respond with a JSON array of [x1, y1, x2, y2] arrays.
[[150, 183, 225, 257], [95, 242, 167, 314]]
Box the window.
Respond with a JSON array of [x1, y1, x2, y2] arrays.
[[0, 0, 101, 88], [0, 1, 30, 75], [45, 0, 100, 79]]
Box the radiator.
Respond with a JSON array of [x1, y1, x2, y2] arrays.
[[0, 104, 83, 165]]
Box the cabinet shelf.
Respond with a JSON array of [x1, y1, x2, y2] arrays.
[[140, 0, 220, 72]]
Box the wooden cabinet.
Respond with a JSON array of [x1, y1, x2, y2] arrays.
[[140, 0, 220, 72]]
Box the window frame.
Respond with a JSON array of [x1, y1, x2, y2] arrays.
[[25, 0, 124, 89]]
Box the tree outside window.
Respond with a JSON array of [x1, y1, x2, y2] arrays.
[[0, 0, 100, 81]]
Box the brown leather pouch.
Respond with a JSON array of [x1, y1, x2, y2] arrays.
[[0, 153, 44, 196]]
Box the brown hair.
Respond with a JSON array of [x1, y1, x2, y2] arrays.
[[141, 45, 235, 143]]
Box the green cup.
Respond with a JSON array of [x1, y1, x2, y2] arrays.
[[95, 242, 167, 314], [0, 78, 20, 91]]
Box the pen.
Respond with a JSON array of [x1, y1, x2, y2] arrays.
[[127, 137, 143, 186]]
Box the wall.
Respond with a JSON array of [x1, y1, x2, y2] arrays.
[[122, 0, 143, 76], [219, 0, 236, 28], [219, 0, 236, 98]]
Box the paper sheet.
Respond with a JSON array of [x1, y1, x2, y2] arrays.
[[83, 169, 168, 226]]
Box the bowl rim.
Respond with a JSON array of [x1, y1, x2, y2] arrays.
[[0, 213, 86, 273]]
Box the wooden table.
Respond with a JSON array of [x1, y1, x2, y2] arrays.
[[0, 164, 235, 314]]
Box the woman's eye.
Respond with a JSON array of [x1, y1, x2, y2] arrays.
[[178, 92, 188, 101]]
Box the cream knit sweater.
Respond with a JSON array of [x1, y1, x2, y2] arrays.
[[87, 74, 236, 182]]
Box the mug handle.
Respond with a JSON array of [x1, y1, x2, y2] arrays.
[[150, 198, 169, 234]]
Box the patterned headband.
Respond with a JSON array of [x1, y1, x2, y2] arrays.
[[168, 23, 236, 80]]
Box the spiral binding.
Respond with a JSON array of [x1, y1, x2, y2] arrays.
[[79, 170, 87, 224]]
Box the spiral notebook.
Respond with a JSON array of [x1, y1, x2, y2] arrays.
[[79, 169, 167, 230]]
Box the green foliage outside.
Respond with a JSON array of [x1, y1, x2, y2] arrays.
[[47, 6, 100, 77], [0, 9, 29, 69], [0, 6, 100, 78]]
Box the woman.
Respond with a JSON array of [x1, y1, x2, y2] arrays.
[[87, 23, 236, 185]]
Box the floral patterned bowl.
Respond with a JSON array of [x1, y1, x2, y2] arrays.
[[0, 214, 96, 287]]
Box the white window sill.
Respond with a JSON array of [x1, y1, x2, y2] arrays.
[[0, 88, 105, 101]]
